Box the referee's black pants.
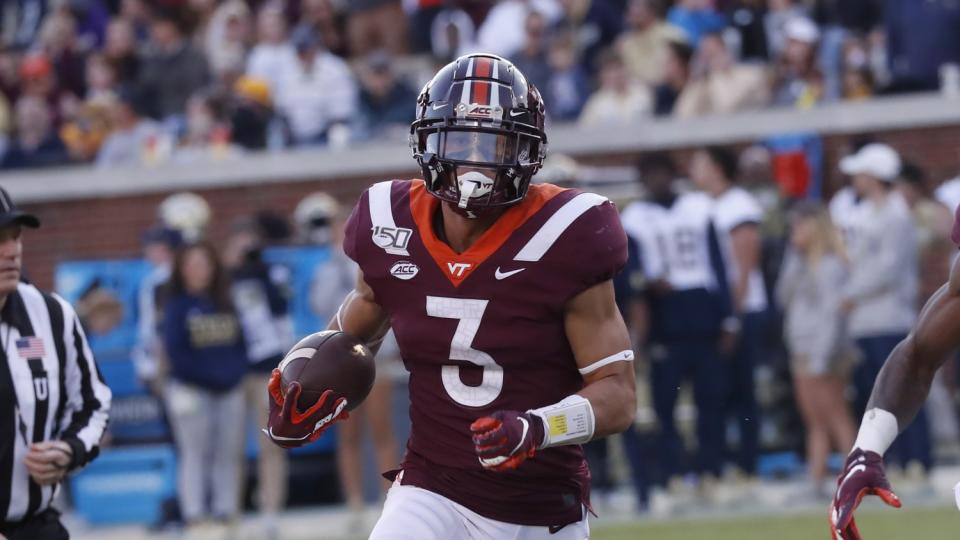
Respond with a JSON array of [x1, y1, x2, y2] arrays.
[[0, 509, 69, 540]]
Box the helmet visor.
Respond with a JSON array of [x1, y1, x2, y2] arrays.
[[425, 130, 525, 166]]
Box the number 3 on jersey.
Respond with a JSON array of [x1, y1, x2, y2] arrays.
[[426, 296, 503, 407]]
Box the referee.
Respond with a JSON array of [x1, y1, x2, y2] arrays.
[[0, 188, 111, 540]]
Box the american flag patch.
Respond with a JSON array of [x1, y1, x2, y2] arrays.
[[16, 337, 45, 359]]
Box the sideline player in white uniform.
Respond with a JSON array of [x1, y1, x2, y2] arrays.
[[690, 146, 767, 477], [621, 152, 727, 485]]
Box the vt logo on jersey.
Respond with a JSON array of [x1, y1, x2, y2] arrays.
[[372, 225, 412, 255], [390, 261, 420, 280], [447, 262, 472, 277]]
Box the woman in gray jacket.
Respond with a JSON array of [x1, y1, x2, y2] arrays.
[[776, 203, 857, 498]]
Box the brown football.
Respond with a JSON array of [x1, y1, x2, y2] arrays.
[[278, 330, 375, 412]]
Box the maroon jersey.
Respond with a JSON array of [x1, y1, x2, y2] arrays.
[[343, 179, 627, 527]]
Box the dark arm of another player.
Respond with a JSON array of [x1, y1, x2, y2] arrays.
[[565, 279, 637, 437], [328, 270, 392, 355], [866, 259, 960, 428]]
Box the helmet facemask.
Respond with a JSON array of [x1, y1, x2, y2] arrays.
[[413, 127, 544, 218]]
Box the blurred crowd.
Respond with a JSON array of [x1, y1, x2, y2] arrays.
[[0, 0, 955, 170]]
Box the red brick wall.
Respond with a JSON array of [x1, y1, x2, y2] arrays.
[[20, 124, 960, 290]]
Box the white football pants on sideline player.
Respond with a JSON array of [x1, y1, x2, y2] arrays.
[[368, 482, 590, 540]]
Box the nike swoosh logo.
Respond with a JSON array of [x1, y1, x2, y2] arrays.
[[432, 102, 447, 110], [840, 464, 866, 491], [495, 267, 525, 280], [511, 417, 530, 455], [509, 110, 525, 117]]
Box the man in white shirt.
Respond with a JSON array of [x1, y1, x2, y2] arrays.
[[690, 146, 767, 478], [273, 25, 357, 146], [836, 143, 931, 474]]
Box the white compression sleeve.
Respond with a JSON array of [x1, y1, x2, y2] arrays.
[[852, 408, 899, 455]]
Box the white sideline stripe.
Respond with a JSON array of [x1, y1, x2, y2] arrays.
[[368, 180, 409, 256], [578, 350, 635, 375], [514, 193, 607, 262], [285, 348, 316, 362]]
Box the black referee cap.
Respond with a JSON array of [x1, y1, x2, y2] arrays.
[[0, 187, 39, 228]]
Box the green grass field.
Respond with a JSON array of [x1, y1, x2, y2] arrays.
[[591, 506, 958, 540]]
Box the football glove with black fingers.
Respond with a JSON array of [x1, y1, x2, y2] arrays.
[[264, 368, 349, 449], [830, 448, 902, 540], [471, 410, 545, 472]]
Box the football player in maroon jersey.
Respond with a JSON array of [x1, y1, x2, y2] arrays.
[[266, 54, 637, 538], [829, 208, 960, 539]]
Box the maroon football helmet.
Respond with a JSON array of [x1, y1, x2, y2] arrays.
[[410, 54, 547, 216]]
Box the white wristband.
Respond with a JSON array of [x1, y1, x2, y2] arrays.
[[529, 394, 595, 449], [853, 408, 899, 455]]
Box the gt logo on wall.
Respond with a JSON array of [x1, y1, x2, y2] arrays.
[[372, 225, 412, 255]]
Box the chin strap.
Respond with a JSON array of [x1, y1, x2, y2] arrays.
[[457, 175, 480, 209]]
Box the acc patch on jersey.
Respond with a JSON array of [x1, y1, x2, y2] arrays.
[[390, 261, 419, 280]]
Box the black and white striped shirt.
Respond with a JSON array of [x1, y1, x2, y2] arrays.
[[0, 282, 111, 523]]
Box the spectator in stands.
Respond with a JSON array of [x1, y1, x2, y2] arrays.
[[409, 0, 446, 54], [274, 24, 356, 146], [653, 39, 692, 116], [346, 0, 408, 57], [772, 17, 831, 108], [840, 36, 875, 100], [354, 50, 417, 141], [96, 86, 170, 167], [690, 146, 767, 479], [674, 32, 770, 118], [884, 0, 960, 93], [764, 0, 810, 60], [202, 0, 252, 83], [84, 53, 117, 102], [837, 143, 931, 474], [104, 17, 141, 86], [137, 8, 210, 121], [776, 202, 856, 500], [246, 5, 295, 95], [545, 33, 591, 121], [223, 217, 293, 540], [37, 8, 87, 100], [60, 96, 113, 162], [300, 0, 349, 58], [162, 241, 248, 533], [229, 76, 279, 151], [724, 0, 769, 62], [617, 0, 682, 85], [553, 0, 624, 75], [172, 92, 241, 163], [1, 96, 70, 169], [2, 0, 48, 49], [578, 49, 652, 127], [511, 10, 552, 95], [476, 0, 562, 59], [667, 0, 726, 47], [811, 0, 881, 100], [19, 54, 70, 126], [429, 6, 477, 62], [68, 0, 110, 50]]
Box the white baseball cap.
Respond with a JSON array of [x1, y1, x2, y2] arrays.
[[839, 143, 901, 182], [785, 17, 820, 45]]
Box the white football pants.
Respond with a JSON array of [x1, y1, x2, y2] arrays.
[[369, 483, 590, 540]]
